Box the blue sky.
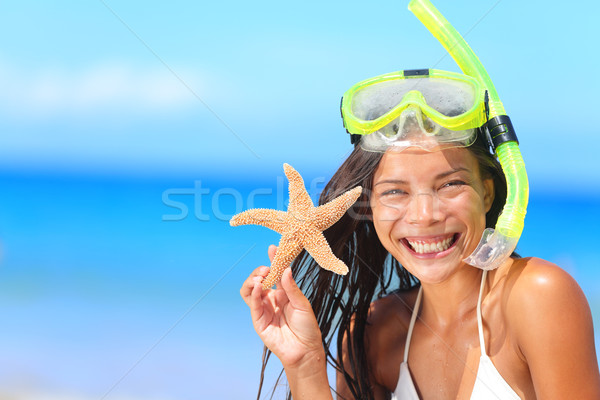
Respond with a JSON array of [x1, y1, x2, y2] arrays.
[[0, 2, 599, 398], [1, 0, 599, 188]]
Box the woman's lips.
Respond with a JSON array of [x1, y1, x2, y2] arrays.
[[401, 233, 460, 257]]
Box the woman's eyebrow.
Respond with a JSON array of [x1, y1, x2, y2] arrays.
[[436, 167, 470, 179], [373, 179, 408, 187], [374, 167, 472, 186]]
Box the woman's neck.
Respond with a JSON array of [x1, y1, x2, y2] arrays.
[[419, 266, 484, 329]]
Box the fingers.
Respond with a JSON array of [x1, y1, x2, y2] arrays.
[[240, 266, 270, 306], [280, 268, 311, 312], [241, 245, 278, 306], [249, 278, 267, 331], [274, 274, 291, 307], [268, 244, 278, 263]]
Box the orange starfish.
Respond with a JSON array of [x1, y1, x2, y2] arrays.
[[230, 164, 362, 289]]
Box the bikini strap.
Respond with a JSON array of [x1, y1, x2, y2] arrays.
[[476, 270, 489, 357], [404, 286, 423, 363]]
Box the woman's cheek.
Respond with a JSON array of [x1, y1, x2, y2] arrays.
[[372, 200, 406, 229]]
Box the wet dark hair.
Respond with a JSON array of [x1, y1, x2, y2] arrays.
[[256, 129, 510, 399]]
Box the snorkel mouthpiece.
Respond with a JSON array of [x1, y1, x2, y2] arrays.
[[408, 0, 529, 270]]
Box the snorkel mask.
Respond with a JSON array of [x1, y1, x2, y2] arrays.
[[340, 0, 528, 271]]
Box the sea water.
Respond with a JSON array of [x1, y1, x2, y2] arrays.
[[0, 170, 597, 399]]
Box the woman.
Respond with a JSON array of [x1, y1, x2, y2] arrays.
[[241, 137, 600, 399], [240, 1, 600, 398]]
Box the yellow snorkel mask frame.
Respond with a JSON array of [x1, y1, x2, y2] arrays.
[[341, 68, 488, 152], [342, 69, 487, 135], [341, 0, 529, 271]]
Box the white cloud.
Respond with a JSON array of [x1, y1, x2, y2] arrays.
[[0, 60, 204, 119]]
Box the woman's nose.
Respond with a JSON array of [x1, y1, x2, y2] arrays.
[[408, 193, 441, 224]]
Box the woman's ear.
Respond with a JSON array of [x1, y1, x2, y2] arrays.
[[483, 178, 495, 212]]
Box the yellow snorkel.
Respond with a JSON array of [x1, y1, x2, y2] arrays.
[[408, 0, 528, 270]]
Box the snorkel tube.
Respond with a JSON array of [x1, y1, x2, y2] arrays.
[[408, 0, 529, 270]]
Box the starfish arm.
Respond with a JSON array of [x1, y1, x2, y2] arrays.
[[283, 163, 314, 216], [262, 235, 303, 290], [312, 186, 362, 231], [301, 230, 349, 276], [230, 209, 287, 234]]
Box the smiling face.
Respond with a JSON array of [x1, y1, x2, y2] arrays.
[[370, 147, 494, 284]]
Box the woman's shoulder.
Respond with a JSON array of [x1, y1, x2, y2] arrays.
[[364, 286, 421, 352], [362, 286, 421, 389], [367, 286, 421, 331], [500, 256, 590, 340], [499, 260, 600, 398], [503, 256, 583, 303]]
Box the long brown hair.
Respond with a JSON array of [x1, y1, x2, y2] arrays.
[[256, 130, 510, 399]]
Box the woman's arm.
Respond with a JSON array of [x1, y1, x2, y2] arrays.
[[240, 245, 333, 399], [509, 258, 600, 399]]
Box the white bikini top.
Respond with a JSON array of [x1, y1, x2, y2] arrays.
[[391, 271, 521, 400]]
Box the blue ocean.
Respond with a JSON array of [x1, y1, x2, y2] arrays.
[[0, 170, 598, 399]]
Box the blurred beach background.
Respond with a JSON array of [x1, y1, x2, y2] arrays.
[[0, 0, 599, 399]]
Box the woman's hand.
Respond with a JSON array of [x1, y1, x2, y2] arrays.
[[240, 245, 324, 369]]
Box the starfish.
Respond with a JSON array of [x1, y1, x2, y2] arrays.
[[230, 163, 362, 289]]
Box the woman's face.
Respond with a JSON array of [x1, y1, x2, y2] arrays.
[[370, 147, 494, 284]]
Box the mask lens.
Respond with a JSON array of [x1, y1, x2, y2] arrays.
[[420, 78, 476, 117], [351, 79, 418, 121], [350, 76, 477, 121]]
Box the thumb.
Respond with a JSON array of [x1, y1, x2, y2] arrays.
[[280, 268, 311, 311], [268, 244, 278, 264]]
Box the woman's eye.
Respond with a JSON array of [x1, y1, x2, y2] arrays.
[[381, 189, 406, 196], [441, 180, 467, 189]]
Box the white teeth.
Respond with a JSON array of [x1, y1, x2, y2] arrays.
[[407, 236, 454, 254]]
